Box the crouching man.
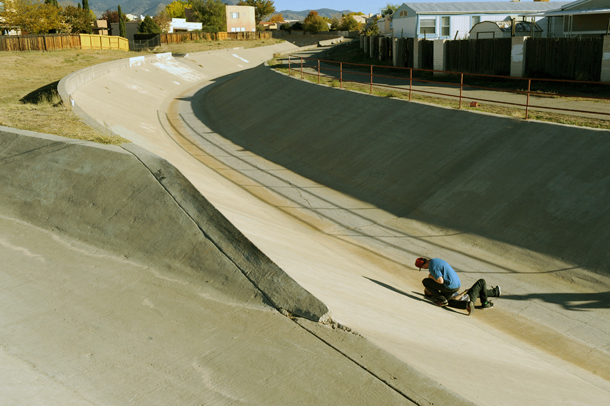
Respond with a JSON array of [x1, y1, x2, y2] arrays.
[[416, 257, 461, 307]]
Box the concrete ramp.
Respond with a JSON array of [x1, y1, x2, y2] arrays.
[[62, 45, 610, 405], [2, 126, 474, 405], [0, 127, 327, 321], [198, 64, 610, 277]]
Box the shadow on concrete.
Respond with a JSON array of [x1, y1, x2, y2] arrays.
[[172, 88, 601, 283], [501, 291, 610, 311], [188, 64, 610, 279], [362, 276, 465, 315], [363, 276, 427, 303]]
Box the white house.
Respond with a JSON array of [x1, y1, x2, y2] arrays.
[[168, 18, 202, 33], [521, 0, 610, 38], [392, 1, 570, 39]]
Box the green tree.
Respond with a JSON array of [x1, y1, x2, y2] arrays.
[[1, 0, 67, 34], [153, 12, 171, 34], [364, 17, 380, 36], [237, 0, 274, 25], [188, 0, 226, 32], [63, 5, 94, 33], [163, 0, 187, 18], [101, 9, 120, 23], [269, 13, 282, 23], [382, 4, 398, 16], [329, 16, 340, 31], [339, 15, 359, 31], [44, 0, 58, 7], [82, 0, 89, 11], [302, 10, 328, 33], [138, 15, 160, 34], [118, 4, 126, 37]]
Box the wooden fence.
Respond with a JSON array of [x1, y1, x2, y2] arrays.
[[0, 34, 80, 51], [364, 36, 607, 81], [160, 31, 271, 44], [0, 33, 128, 52], [420, 40, 434, 70], [525, 37, 603, 81], [0, 30, 265, 52], [80, 34, 129, 51], [445, 38, 511, 76]]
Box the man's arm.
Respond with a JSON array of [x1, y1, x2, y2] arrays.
[[428, 273, 444, 284]]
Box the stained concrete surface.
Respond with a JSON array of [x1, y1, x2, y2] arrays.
[[70, 43, 610, 405], [1, 126, 473, 405], [2, 42, 610, 405]]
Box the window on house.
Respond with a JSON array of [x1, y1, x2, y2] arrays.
[[441, 16, 450, 36], [420, 18, 435, 35], [471, 16, 480, 26], [231, 12, 239, 19], [231, 27, 236, 32], [399, 10, 408, 17]]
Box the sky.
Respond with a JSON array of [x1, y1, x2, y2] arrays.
[[271, 0, 516, 15]]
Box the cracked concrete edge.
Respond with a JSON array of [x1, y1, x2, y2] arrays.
[[119, 142, 330, 321], [296, 318, 475, 406]]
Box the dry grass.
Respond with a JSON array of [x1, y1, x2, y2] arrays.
[[0, 38, 284, 145]]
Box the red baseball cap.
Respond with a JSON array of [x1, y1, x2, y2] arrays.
[[415, 257, 427, 269]]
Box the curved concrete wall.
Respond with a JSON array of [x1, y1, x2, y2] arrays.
[[195, 65, 610, 276], [58, 52, 173, 106], [0, 126, 329, 321]]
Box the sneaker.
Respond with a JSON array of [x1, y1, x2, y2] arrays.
[[495, 286, 501, 297], [481, 301, 494, 309], [466, 301, 474, 316], [435, 299, 448, 307]]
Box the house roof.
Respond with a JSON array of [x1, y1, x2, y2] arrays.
[[403, 1, 571, 15], [560, 0, 605, 10]]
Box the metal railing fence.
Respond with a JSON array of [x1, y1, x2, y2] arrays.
[[287, 55, 610, 120]]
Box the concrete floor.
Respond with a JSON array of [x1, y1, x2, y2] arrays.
[[2, 42, 609, 405]]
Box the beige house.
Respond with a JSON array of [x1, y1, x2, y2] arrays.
[[93, 20, 109, 36], [226, 5, 256, 32], [376, 13, 393, 36]]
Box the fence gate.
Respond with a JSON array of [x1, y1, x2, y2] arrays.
[[525, 37, 603, 81], [133, 34, 161, 51]]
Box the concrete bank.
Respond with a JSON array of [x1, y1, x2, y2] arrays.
[[67, 44, 610, 405], [199, 63, 610, 278], [0, 126, 328, 321], [2, 128, 469, 405]]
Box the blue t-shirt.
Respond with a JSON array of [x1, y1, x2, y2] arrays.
[[428, 258, 461, 289]]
